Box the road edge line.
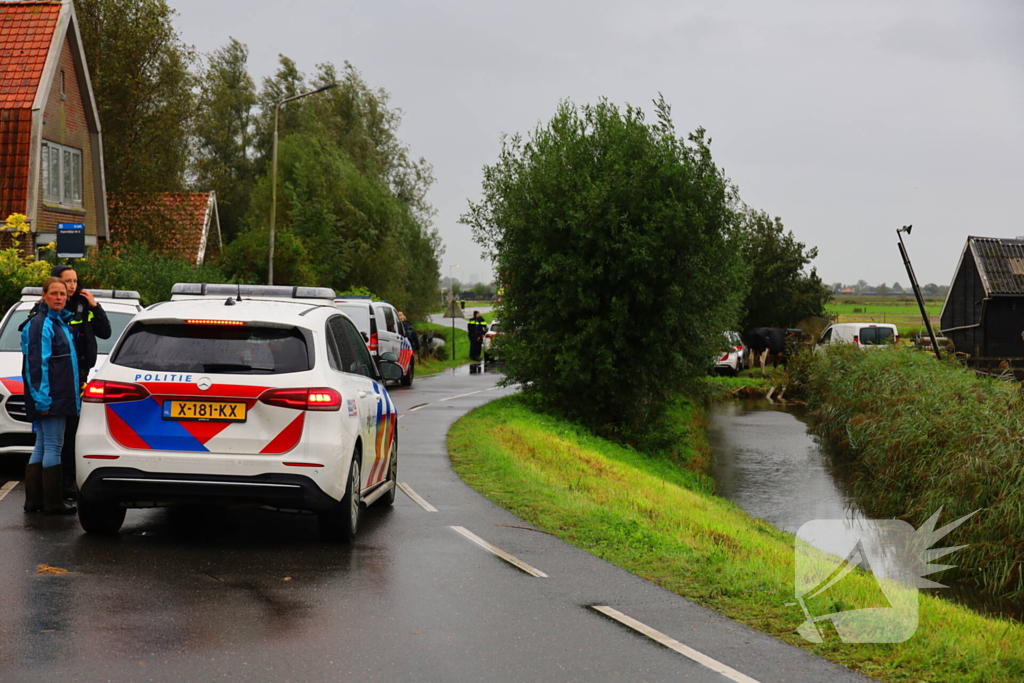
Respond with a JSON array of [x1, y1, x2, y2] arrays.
[[450, 525, 549, 578], [398, 482, 438, 512], [0, 480, 20, 502]]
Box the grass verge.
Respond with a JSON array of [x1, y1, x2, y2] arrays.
[[448, 394, 1024, 683], [415, 319, 495, 376]]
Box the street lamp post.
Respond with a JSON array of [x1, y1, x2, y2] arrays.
[[450, 264, 460, 360], [267, 82, 338, 285], [896, 225, 942, 359]]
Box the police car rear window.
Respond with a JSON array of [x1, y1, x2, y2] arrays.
[[112, 323, 310, 374]]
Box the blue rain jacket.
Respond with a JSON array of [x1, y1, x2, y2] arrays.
[[21, 306, 80, 420]]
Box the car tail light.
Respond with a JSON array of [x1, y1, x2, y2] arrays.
[[720, 352, 730, 361], [486, 333, 496, 338], [369, 332, 379, 352], [259, 387, 341, 411], [83, 380, 151, 403], [736, 344, 743, 351], [853, 335, 859, 344]]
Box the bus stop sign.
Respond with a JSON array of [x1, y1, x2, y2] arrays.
[[56, 223, 85, 258]]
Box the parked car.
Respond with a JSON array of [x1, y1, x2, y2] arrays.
[[0, 287, 142, 459], [483, 319, 503, 361], [714, 331, 744, 375], [76, 283, 404, 541], [816, 323, 899, 351], [334, 298, 415, 386]]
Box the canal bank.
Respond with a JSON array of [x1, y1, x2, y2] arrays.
[[708, 399, 1024, 624]]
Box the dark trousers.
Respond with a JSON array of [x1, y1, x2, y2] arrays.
[[60, 413, 80, 491], [469, 337, 483, 361]]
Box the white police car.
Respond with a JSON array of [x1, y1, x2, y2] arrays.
[[75, 283, 403, 541], [0, 287, 142, 458]]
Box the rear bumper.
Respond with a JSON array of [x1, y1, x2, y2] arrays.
[[79, 467, 340, 511]]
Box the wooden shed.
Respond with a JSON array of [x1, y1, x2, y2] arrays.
[[940, 236, 1024, 366]]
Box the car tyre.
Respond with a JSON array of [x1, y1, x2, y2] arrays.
[[319, 456, 361, 543], [400, 358, 414, 387], [378, 435, 398, 507], [78, 497, 126, 536]]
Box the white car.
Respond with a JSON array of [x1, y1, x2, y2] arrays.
[[482, 319, 503, 361], [816, 323, 899, 351], [75, 283, 404, 541], [714, 331, 744, 375], [0, 287, 142, 458], [334, 298, 415, 386]]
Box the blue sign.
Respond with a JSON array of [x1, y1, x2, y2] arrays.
[[56, 223, 85, 258]]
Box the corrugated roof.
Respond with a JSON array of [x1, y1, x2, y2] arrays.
[[0, 2, 61, 109], [107, 192, 219, 264], [969, 236, 1024, 296]]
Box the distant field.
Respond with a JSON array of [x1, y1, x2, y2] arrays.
[[826, 297, 943, 337]]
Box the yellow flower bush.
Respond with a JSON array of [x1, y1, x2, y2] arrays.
[[1, 213, 51, 314]]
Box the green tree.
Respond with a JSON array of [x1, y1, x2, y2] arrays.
[[463, 97, 745, 433], [224, 56, 441, 319], [76, 0, 195, 194], [192, 38, 257, 242], [737, 209, 831, 331]]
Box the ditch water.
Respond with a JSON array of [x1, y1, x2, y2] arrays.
[[707, 400, 1022, 624]]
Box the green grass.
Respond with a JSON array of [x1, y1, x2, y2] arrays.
[[825, 298, 943, 339], [788, 345, 1024, 599], [448, 395, 1024, 683]]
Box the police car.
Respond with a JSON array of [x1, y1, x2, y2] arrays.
[[333, 298, 415, 386], [0, 287, 142, 458], [75, 283, 404, 542]]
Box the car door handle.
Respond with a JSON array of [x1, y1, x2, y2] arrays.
[[358, 391, 369, 398]]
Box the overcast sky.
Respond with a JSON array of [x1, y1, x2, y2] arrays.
[[170, 0, 1022, 288]]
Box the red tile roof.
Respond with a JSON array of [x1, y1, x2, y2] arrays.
[[108, 192, 220, 264], [0, 2, 62, 109]]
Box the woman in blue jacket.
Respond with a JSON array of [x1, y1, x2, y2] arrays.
[[21, 277, 79, 515]]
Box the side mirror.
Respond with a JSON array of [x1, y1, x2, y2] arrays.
[[380, 362, 403, 381], [360, 331, 369, 342], [379, 351, 398, 362]]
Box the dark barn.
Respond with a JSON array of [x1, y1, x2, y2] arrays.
[[940, 236, 1024, 366]]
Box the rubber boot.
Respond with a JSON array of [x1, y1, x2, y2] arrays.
[[42, 465, 76, 516], [23, 462, 43, 513]]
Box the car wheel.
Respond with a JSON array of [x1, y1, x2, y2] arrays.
[[78, 497, 126, 536], [378, 435, 398, 507], [400, 358, 414, 387], [319, 455, 361, 543]]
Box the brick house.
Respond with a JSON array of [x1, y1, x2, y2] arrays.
[[108, 191, 223, 265], [0, 0, 108, 254]]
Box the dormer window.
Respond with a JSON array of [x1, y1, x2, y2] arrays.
[[41, 140, 82, 207]]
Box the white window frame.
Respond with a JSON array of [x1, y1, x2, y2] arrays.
[[41, 141, 83, 207]]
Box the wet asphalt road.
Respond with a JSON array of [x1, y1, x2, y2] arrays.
[[0, 366, 878, 683]]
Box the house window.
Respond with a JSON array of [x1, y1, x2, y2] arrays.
[[41, 141, 83, 207]]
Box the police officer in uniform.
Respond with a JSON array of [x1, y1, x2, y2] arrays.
[[467, 311, 487, 362]]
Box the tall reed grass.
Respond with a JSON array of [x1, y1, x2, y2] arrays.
[[788, 345, 1024, 598]]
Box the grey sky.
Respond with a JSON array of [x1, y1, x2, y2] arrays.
[[170, 0, 1022, 287]]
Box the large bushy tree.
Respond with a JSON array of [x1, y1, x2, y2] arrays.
[[76, 0, 194, 194], [462, 97, 745, 432], [736, 209, 831, 331], [222, 57, 441, 318], [191, 38, 257, 242]]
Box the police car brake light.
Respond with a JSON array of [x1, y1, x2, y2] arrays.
[[84, 380, 151, 403], [369, 332, 379, 352], [186, 319, 246, 326], [259, 387, 341, 411]]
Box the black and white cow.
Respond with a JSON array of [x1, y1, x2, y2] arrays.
[[744, 327, 788, 372]]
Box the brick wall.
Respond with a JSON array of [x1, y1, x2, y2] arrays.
[[35, 35, 96, 238]]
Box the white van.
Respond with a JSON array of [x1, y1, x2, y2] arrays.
[[817, 323, 899, 350]]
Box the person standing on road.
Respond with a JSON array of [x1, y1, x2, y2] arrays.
[[50, 265, 111, 497], [398, 311, 420, 356], [21, 277, 79, 515], [467, 311, 487, 361]]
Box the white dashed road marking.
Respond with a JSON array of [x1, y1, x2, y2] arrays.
[[451, 526, 549, 578], [0, 480, 20, 502], [398, 482, 438, 512], [439, 391, 482, 402], [592, 606, 762, 683], [406, 403, 430, 412]]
